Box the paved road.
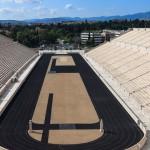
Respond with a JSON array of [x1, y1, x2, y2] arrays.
[[0, 54, 143, 150]]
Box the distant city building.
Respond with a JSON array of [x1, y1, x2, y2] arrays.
[[81, 32, 105, 45]]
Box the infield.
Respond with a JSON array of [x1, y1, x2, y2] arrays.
[[30, 55, 101, 144]]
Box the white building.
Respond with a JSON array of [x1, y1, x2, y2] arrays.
[[81, 32, 105, 45]]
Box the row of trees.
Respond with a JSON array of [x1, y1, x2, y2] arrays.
[[16, 29, 61, 47], [0, 19, 150, 48], [11, 26, 78, 47], [11, 29, 63, 47]]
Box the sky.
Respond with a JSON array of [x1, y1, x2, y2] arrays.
[[0, 0, 150, 20]]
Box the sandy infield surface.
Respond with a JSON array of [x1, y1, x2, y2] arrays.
[[30, 55, 102, 144]]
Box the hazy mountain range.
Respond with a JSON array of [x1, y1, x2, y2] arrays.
[[0, 11, 150, 25]]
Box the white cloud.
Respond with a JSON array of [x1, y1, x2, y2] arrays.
[[0, 0, 13, 2], [65, 4, 74, 10], [77, 7, 84, 11], [0, 6, 57, 19], [64, 3, 84, 12], [0, 7, 25, 14], [0, 7, 28, 19], [15, 0, 42, 4], [0, 0, 42, 4], [33, 6, 57, 17]]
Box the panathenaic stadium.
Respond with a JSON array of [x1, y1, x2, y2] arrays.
[[0, 28, 150, 150]]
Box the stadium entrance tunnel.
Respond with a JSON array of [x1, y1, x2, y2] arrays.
[[0, 54, 144, 150]]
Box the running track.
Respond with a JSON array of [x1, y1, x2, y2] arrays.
[[0, 54, 143, 150]]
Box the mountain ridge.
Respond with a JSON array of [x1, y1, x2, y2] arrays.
[[0, 11, 150, 24]]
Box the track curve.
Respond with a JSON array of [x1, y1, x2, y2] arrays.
[[0, 54, 143, 150]]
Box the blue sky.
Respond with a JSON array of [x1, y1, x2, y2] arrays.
[[0, 0, 150, 20]]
